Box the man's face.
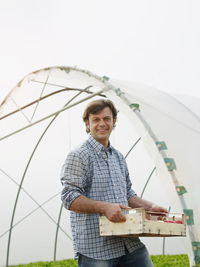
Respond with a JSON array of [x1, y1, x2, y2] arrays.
[[86, 107, 116, 147]]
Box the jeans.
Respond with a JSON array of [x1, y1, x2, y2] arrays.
[[78, 246, 154, 267]]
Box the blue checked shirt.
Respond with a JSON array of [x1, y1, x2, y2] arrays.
[[61, 135, 144, 260]]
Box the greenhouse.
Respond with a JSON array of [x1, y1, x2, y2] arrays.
[[0, 66, 200, 266]]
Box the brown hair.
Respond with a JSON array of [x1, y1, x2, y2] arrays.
[[82, 99, 118, 133]]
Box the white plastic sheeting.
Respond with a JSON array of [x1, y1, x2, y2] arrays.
[[0, 66, 199, 266]]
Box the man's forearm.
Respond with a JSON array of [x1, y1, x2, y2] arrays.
[[128, 195, 153, 210], [128, 195, 168, 213], [69, 195, 131, 222], [69, 195, 108, 214]]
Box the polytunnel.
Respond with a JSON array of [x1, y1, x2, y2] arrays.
[[0, 66, 199, 266]]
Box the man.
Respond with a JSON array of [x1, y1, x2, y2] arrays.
[[61, 99, 167, 267]]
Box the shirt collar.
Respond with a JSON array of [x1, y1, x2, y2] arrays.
[[88, 135, 112, 155]]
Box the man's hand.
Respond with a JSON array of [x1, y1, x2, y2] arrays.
[[103, 203, 131, 222], [146, 204, 168, 218], [148, 204, 168, 214], [128, 195, 168, 216]]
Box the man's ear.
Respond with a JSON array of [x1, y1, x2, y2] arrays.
[[86, 120, 90, 132], [113, 118, 117, 127]]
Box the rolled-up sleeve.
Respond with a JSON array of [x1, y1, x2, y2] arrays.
[[60, 151, 87, 209]]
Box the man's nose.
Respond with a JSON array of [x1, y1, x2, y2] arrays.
[[99, 119, 106, 127]]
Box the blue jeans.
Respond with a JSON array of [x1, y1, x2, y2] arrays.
[[78, 246, 154, 267]]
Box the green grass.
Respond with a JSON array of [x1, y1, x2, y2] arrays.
[[9, 255, 200, 267], [9, 259, 78, 267], [151, 254, 190, 267]]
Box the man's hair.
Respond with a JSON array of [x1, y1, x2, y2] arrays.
[[82, 99, 118, 133]]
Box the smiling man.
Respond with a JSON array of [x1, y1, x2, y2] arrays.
[[86, 105, 114, 147], [61, 99, 167, 267]]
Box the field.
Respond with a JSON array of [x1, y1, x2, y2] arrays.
[[10, 254, 200, 267]]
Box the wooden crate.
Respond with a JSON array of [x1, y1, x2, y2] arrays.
[[99, 209, 186, 237]]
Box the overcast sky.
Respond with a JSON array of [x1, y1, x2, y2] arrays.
[[0, 0, 200, 102]]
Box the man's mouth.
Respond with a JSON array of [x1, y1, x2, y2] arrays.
[[98, 129, 108, 133]]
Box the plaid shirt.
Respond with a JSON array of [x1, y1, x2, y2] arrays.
[[61, 135, 144, 260]]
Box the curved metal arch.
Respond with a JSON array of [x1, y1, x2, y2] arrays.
[[54, 204, 63, 261], [0, 65, 109, 108], [5, 66, 114, 266], [162, 206, 171, 255], [0, 87, 105, 142], [124, 137, 141, 159], [0, 85, 105, 121], [140, 167, 156, 198]]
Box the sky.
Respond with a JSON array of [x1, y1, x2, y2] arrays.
[[0, 0, 200, 103]]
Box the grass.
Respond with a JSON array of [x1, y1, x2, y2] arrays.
[[151, 254, 190, 267], [10, 259, 78, 267], [9, 255, 200, 267]]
